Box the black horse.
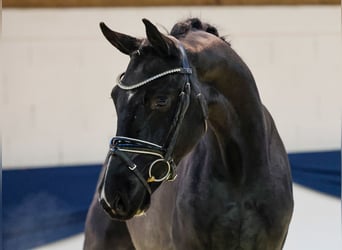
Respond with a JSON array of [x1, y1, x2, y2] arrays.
[[84, 18, 293, 250]]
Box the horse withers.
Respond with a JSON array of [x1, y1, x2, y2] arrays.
[[84, 18, 293, 250]]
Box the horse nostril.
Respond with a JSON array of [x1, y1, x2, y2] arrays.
[[112, 193, 127, 215]]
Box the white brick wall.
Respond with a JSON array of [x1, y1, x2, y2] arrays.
[[2, 6, 341, 168]]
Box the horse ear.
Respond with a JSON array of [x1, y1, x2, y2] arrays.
[[100, 22, 141, 55], [142, 18, 177, 56]]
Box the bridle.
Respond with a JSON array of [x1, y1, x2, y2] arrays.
[[99, 43, 208, 205]]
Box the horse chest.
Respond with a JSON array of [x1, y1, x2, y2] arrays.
[[126, 185, 177, 250], [172, 191, 273, 249], [127, 184, 278, 250]]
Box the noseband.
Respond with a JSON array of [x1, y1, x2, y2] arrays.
[[100, 43, 208, 202]]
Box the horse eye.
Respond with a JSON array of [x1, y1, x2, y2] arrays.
[[151, 96, 170, 110]]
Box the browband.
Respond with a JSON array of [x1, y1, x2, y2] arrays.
[[117, 68, 192, 90]]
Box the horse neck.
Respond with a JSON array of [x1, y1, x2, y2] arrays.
[[186, 35, 269, 183]]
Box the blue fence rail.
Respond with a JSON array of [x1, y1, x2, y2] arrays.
[[2, 151, 341, 249]]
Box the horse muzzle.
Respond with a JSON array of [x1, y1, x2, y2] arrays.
[[99, 186, 150, 220], [97, 136, 178, 220]]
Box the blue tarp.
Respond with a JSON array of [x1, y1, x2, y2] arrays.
[[2, 150, 341, 249]]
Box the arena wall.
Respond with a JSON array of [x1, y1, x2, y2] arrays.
[[2, 6, 341, 169]]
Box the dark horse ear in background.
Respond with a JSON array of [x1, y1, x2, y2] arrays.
[[99, 22, 141, 55], [142, 18, 178, 57]]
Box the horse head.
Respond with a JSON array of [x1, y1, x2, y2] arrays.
[[98, 19, 208, 220]]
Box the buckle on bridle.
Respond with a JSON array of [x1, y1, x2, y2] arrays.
[[129, 164, 137, 171]]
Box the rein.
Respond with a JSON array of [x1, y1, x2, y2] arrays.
[[100, 43, 207, 203]]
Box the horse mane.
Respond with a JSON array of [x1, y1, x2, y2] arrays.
[[170, 18, 230, 45]]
